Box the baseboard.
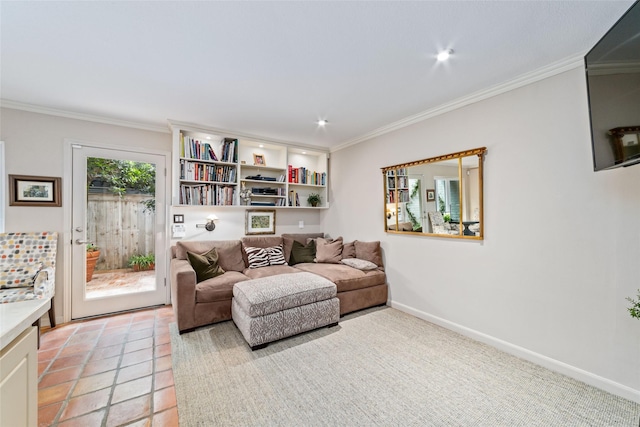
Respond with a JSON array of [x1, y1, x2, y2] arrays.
[[389, 300, 640, 404]]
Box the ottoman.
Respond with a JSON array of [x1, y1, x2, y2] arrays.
[[232, 272, 340, 350]]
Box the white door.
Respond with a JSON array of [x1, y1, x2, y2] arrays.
[[71, 145, 167, 319]]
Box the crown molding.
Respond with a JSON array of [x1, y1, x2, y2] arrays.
[[331, 54, 586, 153], [0, 99, 170, 134]]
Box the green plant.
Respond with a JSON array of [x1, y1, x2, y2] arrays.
[[307, 193, 321, 207], [128, 253, 155, 269], [86, 243, 99, 252], [626, 289, 640, 319], [443, 213, 451, 223]]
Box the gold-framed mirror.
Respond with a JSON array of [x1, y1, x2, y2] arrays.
[[382, 147, 486, 239]]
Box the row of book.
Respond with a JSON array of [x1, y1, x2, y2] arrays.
[[288, 165, 326, 185], [179, 134, 238, 163], [386, 168, 407, 177], [179, 184, 236, 206], [180, 160, 236, 183], [386, 189, 410, 204], [288, 190, 301, 207]]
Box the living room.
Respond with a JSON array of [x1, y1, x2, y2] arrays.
[[1, 1, 639, 426]]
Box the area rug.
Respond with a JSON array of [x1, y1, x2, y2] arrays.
[[170, 307, 639, 426]]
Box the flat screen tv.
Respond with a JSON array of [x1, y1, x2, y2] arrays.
[[585, 0, 640, 171]]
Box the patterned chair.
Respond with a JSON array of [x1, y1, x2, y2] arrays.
[[0, 232, 58, 327]]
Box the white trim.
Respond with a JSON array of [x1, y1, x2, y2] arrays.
[[332, 54, 586, 153], [389, 300, 640, 404], [0, 99, 169, 134], [0, 141, 5, 232]]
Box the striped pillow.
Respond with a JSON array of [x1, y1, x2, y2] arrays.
[[245, 245, 288, 268]]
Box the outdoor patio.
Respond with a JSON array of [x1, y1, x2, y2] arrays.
[[86, 269, 156, 298]]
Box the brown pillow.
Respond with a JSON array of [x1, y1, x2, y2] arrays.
[[176, 240, 245, 272], [289, 240, 316, 265], [354, 240, 383, 267], [186, 247, 225, 282], [342, 241, 356, 259], [315, 237, 343, 263]]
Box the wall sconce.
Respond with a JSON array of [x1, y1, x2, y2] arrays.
[[197, 214, 219, 231]]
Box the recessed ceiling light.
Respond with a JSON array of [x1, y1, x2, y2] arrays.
[[317, 119, 328, 127], [302, 151, 307, 155], [259, 144, 264, 148], [437, 49, 454, 62], [206, 136, 211, 140]]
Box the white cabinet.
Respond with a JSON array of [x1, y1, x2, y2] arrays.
[[0, 326, 37, 427], [169, 122, 328, 208]]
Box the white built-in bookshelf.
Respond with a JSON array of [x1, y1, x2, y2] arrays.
[[169, 122, 328, 208]]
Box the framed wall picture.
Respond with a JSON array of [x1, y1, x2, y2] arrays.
[[253, 153, 266, 166], [173, 214, 184, 223], [245, 209, 276, 235], [426, 189, 436, 202], [9, 175, 62, 207]]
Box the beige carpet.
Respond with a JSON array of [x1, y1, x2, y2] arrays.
[[170, 307, 639, 426]]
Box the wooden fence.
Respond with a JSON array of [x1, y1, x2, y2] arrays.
[[87, 193, 155, 271]]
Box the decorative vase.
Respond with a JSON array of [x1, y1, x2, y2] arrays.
[[86, 250, 100, 282]]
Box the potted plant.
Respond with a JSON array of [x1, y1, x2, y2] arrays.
[[86, 243, 100, 282], [129, 253, 155, 272], [307, 193, 321, 207], [627, 289, 640, 319]]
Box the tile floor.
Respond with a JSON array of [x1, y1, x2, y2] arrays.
[[37, 305, 178, 426]]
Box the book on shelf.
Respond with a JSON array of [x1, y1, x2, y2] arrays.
[[287, 165, 326, 185], [220, 138, 238, 163], [180, 183, 236, 206], [180, 133, 219, 161]]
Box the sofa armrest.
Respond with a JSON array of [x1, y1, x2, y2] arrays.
[[33, 266, 55, 299], [170, 258, 197, 332]]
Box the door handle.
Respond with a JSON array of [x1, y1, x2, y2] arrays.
[[75, 239, 90, 245]]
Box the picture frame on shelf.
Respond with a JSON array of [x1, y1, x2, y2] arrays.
[[253, 153, 266, 166], [245, 209, 276, 235], [426, 189, 436, 202], [173, 214, 184, 223], [9, 174, 61, 207]]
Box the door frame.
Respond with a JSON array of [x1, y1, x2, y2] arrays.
[[62, 139, 171, 323]]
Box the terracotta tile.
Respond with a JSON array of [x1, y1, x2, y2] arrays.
[[105, 394, 151, 427], [72, 370, 117, 396], [38, 361, 51, 377], [155, 333, 171, 346], [58, 342, 96, 358], [49, 354, 88, 371], [41, 326, 77, 341], [102, 325, 129, 336], [154, 343, 171, 358], [123, 418, 151, 427], [130, 320, 155, 331], [127, 328, 153, 342], [59, 388, 111, 421], [121, 348, 153, 367], [116, 360, 153, 385], [106, 315, 133, 328], [38, 347, 60, 362], [154, 370, 174, 391], [82, 355, 119, 376], [153, 386, 176, 413], [57, 409, 106, 427], [38, 381, 74, 407], [97, 333, 128, 348], [66, 330, 101, 345], [39, 366, 83, 389], [39, 335, 69, 350], [90, 344, 123, 361], [111, 375, 153, 404], [154, 326, 170, 336], [124, 337, 153, 354], [154, 355, 172, 372], [38, 401, 63, 427], [152, 406, 179, 427]]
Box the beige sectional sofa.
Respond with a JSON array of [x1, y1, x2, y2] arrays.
[[170, 233, 388, 333]]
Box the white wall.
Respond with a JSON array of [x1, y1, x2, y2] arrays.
[[323, 67, 640, 401]]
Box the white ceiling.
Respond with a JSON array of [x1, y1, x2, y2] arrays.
[[0, 1, 635, 149]]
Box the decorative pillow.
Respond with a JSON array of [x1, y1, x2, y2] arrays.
[[341, 258, 378, 271], [265, 244, 287, 266], [0, 262, 42, 289], [354, 240, 383, 267], [289, 240, 316, 265], [315, 237, 343, 263], [186, 248, 225, 282], [342, 241, 356, 259]]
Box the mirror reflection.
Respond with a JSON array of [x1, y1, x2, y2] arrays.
[[383, 147, 486, 239]]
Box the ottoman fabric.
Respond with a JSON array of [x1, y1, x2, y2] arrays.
[[232, 297, 339, 348], [233, 272, 336, 317]]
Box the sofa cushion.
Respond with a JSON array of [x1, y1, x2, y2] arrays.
[[354, 240, 383, 268], [186, 247, 225, 282], [243, 265, 301, 279], [244, 244, 288, 268], [293, 263, 386, 293], [342, 241, 356, 259], [195, 271, 249, 303], [176, 240, 245, 272], [0, 262, 42, 289], [315, 237, 343, 263], [282, 233, 324, 262], [289, 240, 316, 265], [341, 258, 378, 271]]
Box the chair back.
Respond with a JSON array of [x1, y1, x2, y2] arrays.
[[0, 232, 58, 268]]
